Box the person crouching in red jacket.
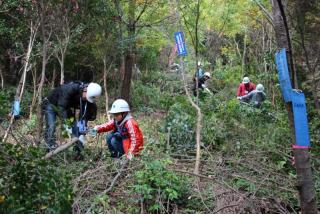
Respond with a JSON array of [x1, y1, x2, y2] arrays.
[[89, 99, 143, 160], [237, 76, 256, 97]]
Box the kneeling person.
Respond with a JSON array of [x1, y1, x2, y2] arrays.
[[90, 99, 143, 160], [239, 84, 266, 108]]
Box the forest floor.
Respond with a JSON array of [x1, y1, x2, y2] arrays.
[[1, 70, 319, 213]]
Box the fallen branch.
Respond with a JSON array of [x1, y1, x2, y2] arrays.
[[173, 169, 238, 193], [85, 159, 129, 214], [212, 203, 239, 214], [103, 159, 128, 193], [44, 137, 79, 159]]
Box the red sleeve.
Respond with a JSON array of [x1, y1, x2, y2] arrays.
[[124, 119, 139, 155], [237, 84, 243, 96], [94, 119, 115, 133], [251, 83, 256, 90]]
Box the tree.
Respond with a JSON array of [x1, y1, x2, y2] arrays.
[[290, 0, 320, 112], [113, 0, 170, 103], [270, 0, 317, 213], [52, 1, 79, 85], [2, 1, 40, 142], [35, 0, 54, 143]]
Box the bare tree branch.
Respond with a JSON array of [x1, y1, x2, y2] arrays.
[[253, 0, 274, 26]]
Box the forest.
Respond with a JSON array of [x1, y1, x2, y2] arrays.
[[0, 0, 320, 213]]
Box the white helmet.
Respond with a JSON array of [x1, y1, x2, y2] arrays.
[[256, 84, 264, 92], [204, 72, 211, 78], [242, 77, 250, 84], [197, 61, 202, 66], [109, 99, 130, 113], [86, 83, 102, 103]]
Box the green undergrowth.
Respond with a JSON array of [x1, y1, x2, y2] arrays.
[[1, 69, 320, 212], [0, 143, 73, 213]]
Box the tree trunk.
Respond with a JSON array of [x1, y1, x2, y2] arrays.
[[3, 20, 38, 142], [180, 58, 202, 175], [242, 30, 247, 76], [36, 0, 49, 144], [195, 0, 200, 61], [51, 66, 56, 89], [113, 0, 125, 89], [270, 0, 317, 213], [121, 54, 134, 102], [29, 66, 38, 119], [103, 57, 112, 120], [0, 66, 3, 89], [174, 0, 202, 175], [194, 0, 201, 105], [60, 55, 65, 85], [121, 0, 136, 103]]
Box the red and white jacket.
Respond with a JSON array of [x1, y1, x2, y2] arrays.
[[94, 114, 144, 156]]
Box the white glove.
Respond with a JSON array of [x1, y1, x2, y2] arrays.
[[89, 128, 98, 137], [127, 152, 133, 160], [63, 124, 72, 137], [204, 87, 213, 95], [78, 135, 86, 146], [237, 96, 242, 100], [201, 84, 207, 88]]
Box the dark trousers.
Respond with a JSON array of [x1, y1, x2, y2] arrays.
[[44, 102, 83, 154], [44, 103, 57, 149], [106, 133, 124, 158]]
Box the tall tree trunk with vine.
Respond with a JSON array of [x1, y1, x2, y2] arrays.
[[270, 0, 317, 213]]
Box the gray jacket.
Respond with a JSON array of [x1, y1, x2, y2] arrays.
[[241, 90, 266, 107]]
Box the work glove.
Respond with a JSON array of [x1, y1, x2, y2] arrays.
[[88, 128, 98, 137], [63, 124, 72, 134], [78, 135, 86, 146], [204, 87, 213, 95], [237, 96, 242, 100], [127, 152, 133, 160], [62, 124, 72, 138]]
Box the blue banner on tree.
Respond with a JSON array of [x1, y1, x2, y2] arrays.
[[174, 31, 188, 56], [291, 91, 310, 148], [275, 48, 292, 102], [12, 100, 20, 117]]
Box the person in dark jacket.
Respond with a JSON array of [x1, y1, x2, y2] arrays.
[[193, 72, 211, 96], [43, 81, 102, 153]]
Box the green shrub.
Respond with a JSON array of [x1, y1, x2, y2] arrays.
[[133, 158, 189, 212], [132, 80, 176, 112], [0, 88, 14, 117], [0, 143, 73, 213], [0, 87, 34, 118], [163, 100, 196, 152]]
